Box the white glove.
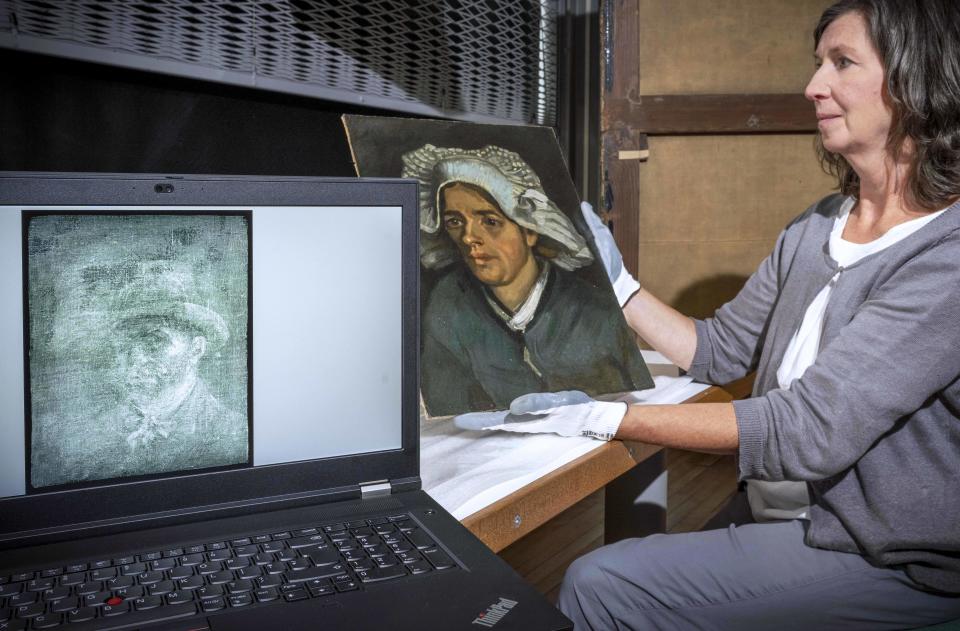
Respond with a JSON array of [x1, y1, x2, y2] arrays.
[[581, 201, 641, 307], [454, 390, 627, 441]]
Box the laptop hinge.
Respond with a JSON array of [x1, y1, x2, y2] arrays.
[[359, 480, 392, 498]]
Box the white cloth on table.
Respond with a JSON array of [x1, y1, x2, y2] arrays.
[[421, 375, 710, 520]]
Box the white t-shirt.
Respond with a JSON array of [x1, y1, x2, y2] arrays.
[[747, 198, 948, 521]]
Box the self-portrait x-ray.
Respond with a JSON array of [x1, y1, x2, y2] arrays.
[[26, 213, 250, 489]]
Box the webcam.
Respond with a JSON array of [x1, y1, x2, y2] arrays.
[[154, 183, 175, 194]]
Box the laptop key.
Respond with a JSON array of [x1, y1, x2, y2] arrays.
[[39, 568, 63, 579], [112, 587, 143, 600], [166, 591, 193, 605], [397, 551, 422, 564], [254, 575, 282, 590], [67, 607, 97, 622], [206, 549, 232, 562], [0, 584, 20, 598], [253, 588, 279, 603], [405, 529, 436, 550], [30, 613, 62, 629], [228, 593, 253, 608], [301, 546, 340, 566], [101, 602, 129, 617], [282, 588, 308, 602], [10, 573, 33, 583], [178, 553, 204, 566], [14, 602, 44, 618], [135, 571, 163, 585], [225, 580, 253, 594], [195, 585, 224, 601], [132, 596, 162, 611], [307, 581, 335, 597], [0, 620, 26, 631], [201, 596, 226, 613], [59, 572, 85, 586], [261, 541, 285, 553], [423, 548, 456, 570], [407, 560, 432, 575], [333, 577, 358, 592], [207, 571, 234, 585]]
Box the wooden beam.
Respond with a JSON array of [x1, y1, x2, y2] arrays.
[[607, 93, 816, 134], [600, 0, 643, 278]]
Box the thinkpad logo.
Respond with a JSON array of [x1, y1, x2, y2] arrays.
[[472, 597, 518, 627]]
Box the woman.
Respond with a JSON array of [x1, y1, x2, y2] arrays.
[[472, 0, 960, 627], [402, 144, 652, 416]]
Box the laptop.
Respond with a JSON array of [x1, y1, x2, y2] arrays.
[[0, 172, 572, 631]]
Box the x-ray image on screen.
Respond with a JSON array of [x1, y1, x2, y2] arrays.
[[25, 213, 251, 489]]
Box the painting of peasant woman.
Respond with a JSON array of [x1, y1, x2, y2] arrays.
[[403, 144, 652, 417]]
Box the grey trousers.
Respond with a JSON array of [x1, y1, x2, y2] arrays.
[[557, 519, 960, 630]]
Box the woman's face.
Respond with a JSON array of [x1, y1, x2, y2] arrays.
[[805, 11, 893, 162], [440, 182, 538, 288]]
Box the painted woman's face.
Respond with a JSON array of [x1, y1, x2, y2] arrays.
[[440, 182, 539, 289]]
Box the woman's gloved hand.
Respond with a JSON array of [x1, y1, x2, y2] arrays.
[[453, 390, 627, 441], [581, 201, 641, 307]]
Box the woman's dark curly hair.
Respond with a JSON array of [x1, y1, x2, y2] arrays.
[[814, 0, 960, 210]]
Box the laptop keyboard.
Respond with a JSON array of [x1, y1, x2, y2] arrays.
[[0, 512, 456, 630]]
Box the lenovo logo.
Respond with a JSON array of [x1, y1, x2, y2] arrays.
[[472, 597, 518, 627]]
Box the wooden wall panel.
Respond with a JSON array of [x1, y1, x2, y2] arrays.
[[637, 0, 834, 95], [637, 134, 836, 319]]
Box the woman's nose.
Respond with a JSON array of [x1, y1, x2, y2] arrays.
[[462, 221, 482, 244], [804, 65, 829, 102]]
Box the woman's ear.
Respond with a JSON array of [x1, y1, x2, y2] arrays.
[[524, 227, 539, 248]]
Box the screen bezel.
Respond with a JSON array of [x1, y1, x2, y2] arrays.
[[0, 173, 420, 546]]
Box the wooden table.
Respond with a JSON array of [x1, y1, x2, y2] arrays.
[[460, 384, 736, 553]]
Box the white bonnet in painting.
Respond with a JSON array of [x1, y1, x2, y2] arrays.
[[401, 144, 594, 271]]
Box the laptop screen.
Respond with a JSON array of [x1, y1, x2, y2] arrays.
[[0, 174, 419, 545]]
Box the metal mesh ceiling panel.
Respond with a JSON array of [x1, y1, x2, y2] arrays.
[[0, 0, 558, 124]]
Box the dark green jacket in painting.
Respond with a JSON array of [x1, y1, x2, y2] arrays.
[[421, 264, 653, 416]]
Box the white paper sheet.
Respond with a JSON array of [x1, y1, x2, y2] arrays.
[[421, 375, 711, 520]]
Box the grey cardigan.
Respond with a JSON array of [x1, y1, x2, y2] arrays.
[[687, 193, 960, 594]]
